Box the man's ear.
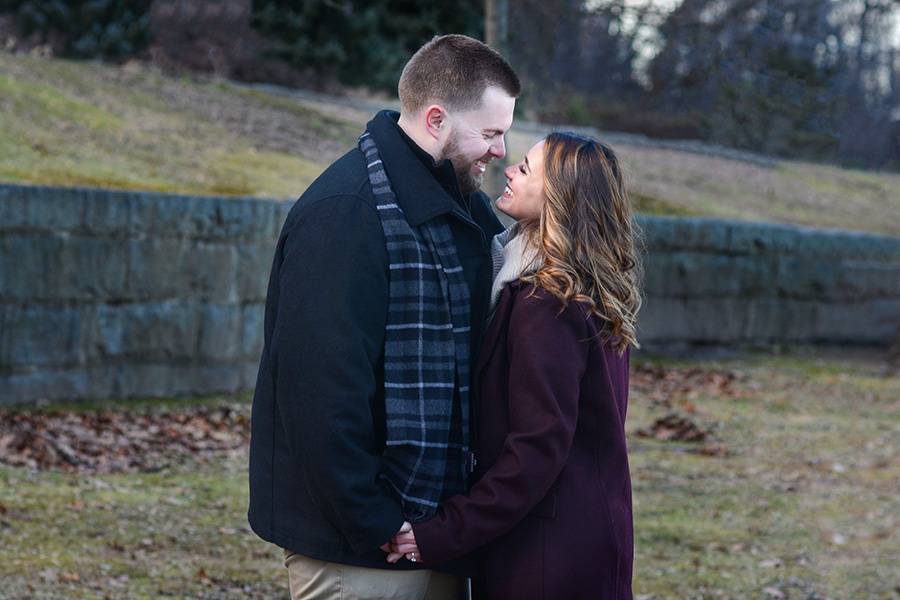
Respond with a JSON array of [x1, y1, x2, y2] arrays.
[[424, 105, 448, 140]]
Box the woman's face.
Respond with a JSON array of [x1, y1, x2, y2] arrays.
[[496, 140, 546, 221]]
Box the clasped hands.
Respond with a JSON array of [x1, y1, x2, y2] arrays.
[[379, 520, 421, 564]]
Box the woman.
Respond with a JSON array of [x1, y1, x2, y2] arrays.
[[389, 132, 642, 600]]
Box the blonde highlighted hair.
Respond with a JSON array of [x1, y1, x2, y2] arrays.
[[520, 132, 642, 353]]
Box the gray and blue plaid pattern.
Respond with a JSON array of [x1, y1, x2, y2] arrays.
[[359, 132, 471, 521]]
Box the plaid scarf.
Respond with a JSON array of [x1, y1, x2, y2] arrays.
[[359, 132, 471, 522]]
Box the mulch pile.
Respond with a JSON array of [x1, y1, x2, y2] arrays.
[[0, 406, 249, 474]]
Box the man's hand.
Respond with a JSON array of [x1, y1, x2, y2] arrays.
[[385, 521, 420, 564], [381, 521, 412, 562]]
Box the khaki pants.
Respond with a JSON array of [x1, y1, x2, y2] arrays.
[[283, 550, 464, 600]]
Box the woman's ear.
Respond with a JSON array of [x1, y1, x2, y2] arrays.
[[424, 105, 448, 140]]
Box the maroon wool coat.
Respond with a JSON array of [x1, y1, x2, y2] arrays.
[[413, 281, 634, 600]]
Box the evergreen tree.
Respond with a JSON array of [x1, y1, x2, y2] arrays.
[[250, 0, 483, 91], [1, 0, 152, 61]]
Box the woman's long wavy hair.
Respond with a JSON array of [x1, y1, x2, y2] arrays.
[[519, 132, 643, 353]]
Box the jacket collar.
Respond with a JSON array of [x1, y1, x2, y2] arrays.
[[366, 110, 465, 227], [475, 279, 528, 380]]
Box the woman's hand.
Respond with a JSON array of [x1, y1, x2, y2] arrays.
[[382, 520, 411, 561], [385, 521, 421, 563]]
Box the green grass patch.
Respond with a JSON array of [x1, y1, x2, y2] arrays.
[[2, 51, 899, 235], [626, 353, 899, 598], [1, 354, 897, 597], [0, 52, 342, 199]]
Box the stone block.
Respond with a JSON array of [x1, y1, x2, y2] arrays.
[[773, 257, 841, 299], [725, 221, 799, 256], [197, 303, 243, 361], [52, 235, 128, 301], [819, 299, 900, 344], [837, 262, 900, 299], [0, 368, 89, 405], [638, 296, 827, 344], [91, 301, 201, 362], [80, 188, 136, 236], [743, 299, 820, 341], [183, 242, 239, 301], [123, 192, 281, 241], [638, 297, 749, 343], [0, 304, 92, 369], [0, 185, 31, 231], [127, 192, 197, 238], [241, 360, 260, 391], [644, 252, 774, 297], [0, 185, 84, 233], [124, 238, 238, 301], [0, 234, 57, 300], [185, 363, 244, 395], [237, 243, 275, 302], [640, 216, 729, 252], [241, 304, 265, 359], [203, 198, 280, 241], [112, 363, 178, 398], [1, 232, 130, 302], [122, 238, 182, 300]]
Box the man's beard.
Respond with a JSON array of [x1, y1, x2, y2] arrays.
[[441, 134, 488, 196]]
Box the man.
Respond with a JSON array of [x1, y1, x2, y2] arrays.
[[248, 34, 520, 600]]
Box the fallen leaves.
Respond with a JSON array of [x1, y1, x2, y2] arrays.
[[636, 413, 710, 442], [631, 363, 740, 457], [635, 412, 730, 456], [0, 406, 249, 474], [631, 363, 751, 408]]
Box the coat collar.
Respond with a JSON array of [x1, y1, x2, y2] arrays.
[[475, 279, 529, 380], [366, 110, 466, 227]]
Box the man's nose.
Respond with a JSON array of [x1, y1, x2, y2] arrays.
[[490, 136, 506, 159]]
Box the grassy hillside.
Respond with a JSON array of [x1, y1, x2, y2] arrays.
[[1, 353, 897, 598], [2, 51, 899, 236], [0, 53, 355, 198]]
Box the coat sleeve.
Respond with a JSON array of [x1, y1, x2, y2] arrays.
[[272, 194, 404, 555], [412, 287, 589, 564]]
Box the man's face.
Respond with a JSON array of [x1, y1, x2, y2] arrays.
[[440, 86, 516, 195]]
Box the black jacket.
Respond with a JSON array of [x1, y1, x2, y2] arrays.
[[248, 110, 504, 570]]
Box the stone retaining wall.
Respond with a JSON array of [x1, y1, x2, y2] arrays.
[[0, 184, 290, 404], [1, 184, 898, 404], [639, 217, 900, 346]]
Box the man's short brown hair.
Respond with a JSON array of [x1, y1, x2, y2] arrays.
[[398, 34, 521, 114]]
